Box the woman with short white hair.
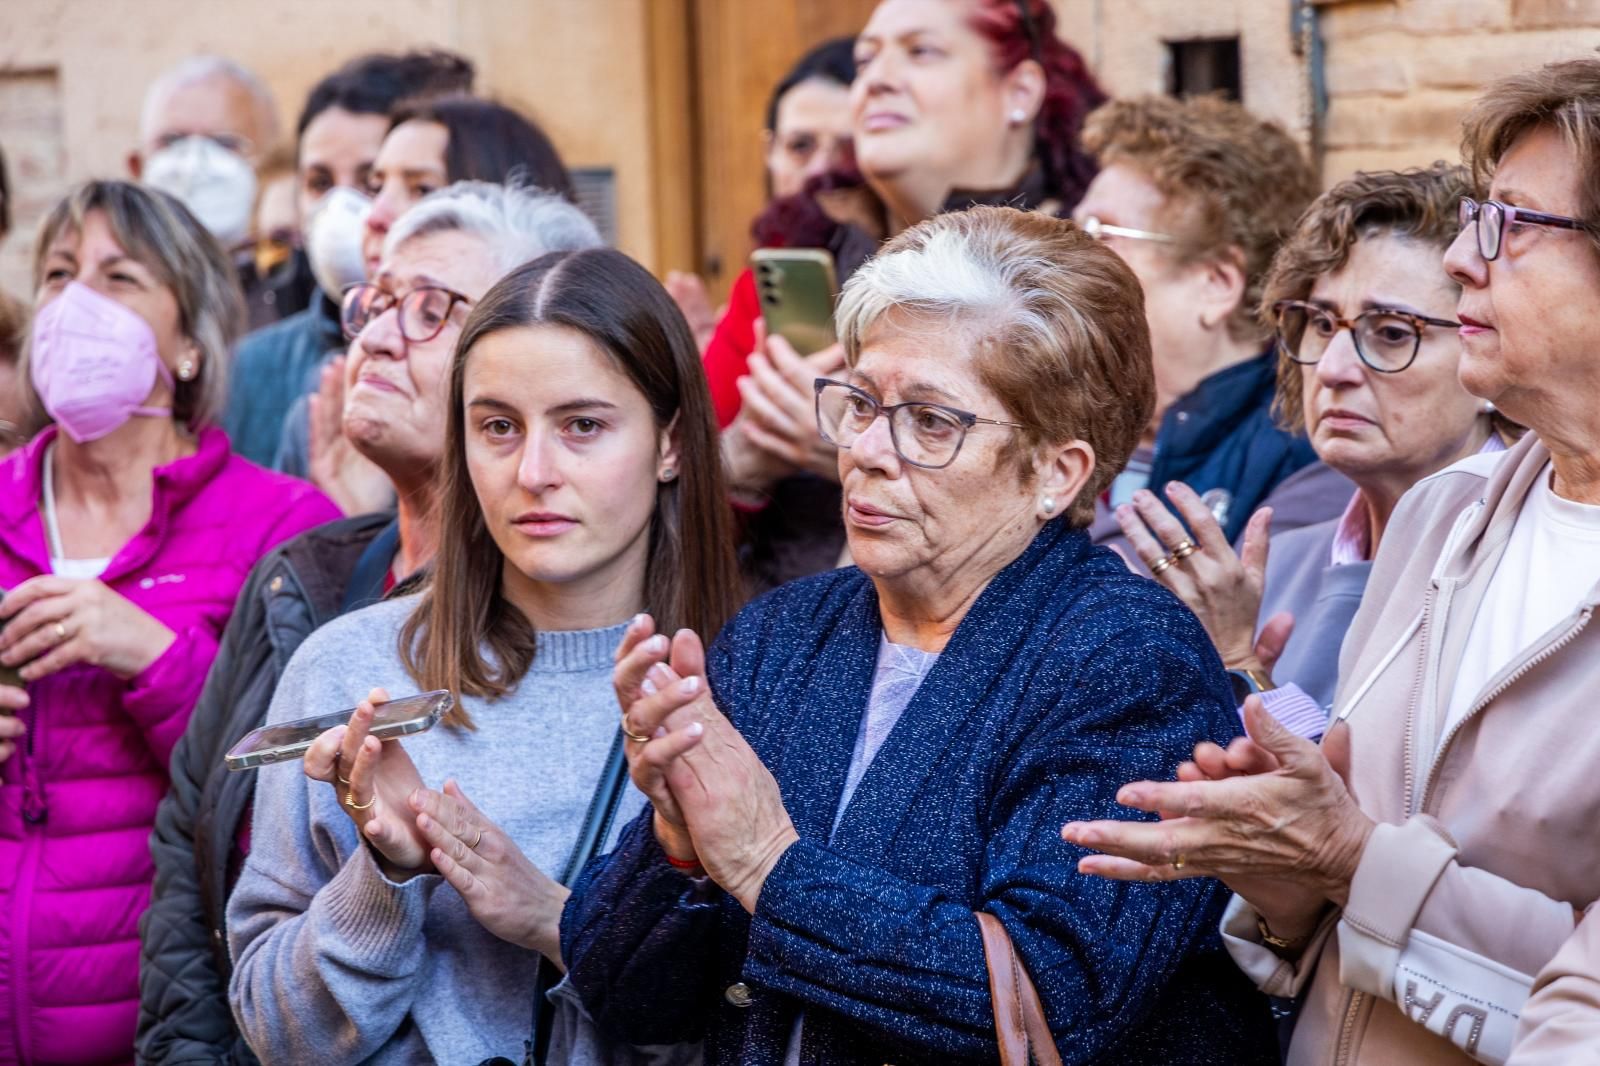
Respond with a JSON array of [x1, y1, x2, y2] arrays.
[[564, 205, 1279, 1064]]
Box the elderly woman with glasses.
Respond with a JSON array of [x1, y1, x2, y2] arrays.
[[1073, 94, 1328, 557], [560, 206, 1278, 1065], [1112, 164, 1515, 731], [1068, 58, 1600, 1066]]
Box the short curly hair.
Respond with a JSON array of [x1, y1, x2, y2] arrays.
[[835, 206, 1154, 526], [1261, 163, 1470, 435], [1081, 94, 1319, 344]]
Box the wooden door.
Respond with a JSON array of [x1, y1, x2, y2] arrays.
[[681, 0, 880, 300]]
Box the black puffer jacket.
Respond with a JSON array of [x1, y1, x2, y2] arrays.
[[136, 513, 395, 1065]]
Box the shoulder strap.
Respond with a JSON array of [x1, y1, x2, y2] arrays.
[[525, 730, 631, 1065], [978, 911, 1063, 1066], [339, 519, 401, 614]]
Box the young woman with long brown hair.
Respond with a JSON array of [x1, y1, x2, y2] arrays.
[[226, 247, 739, 1065]]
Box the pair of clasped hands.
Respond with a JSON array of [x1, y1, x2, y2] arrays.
[[301, 691, 567, 963], [612, 615, 800, 915]]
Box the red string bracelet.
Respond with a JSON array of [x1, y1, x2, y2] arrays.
[[664, 852, 704, 872]]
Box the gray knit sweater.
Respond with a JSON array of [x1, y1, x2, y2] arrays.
[[226, 595, 647, 1065]]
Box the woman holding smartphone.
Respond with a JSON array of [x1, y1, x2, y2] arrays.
[[227, 247, 741, 1064]]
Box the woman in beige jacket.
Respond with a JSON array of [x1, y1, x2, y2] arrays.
[[1062, 57, 1600, 1066]]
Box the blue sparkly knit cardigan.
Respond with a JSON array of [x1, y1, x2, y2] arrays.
[[561, 520, 1278, 1065]]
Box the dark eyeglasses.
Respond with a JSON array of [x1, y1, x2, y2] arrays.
[[341, 283, 471, 343], [814, 379, 1025, 469], [1459, 196, 1588, 262], [1273, 300, 1459, 374]]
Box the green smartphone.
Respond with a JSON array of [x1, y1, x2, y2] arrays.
[[751, 248, 839, 356], [0, 590, 21, 691]]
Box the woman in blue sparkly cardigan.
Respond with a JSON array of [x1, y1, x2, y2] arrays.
[[561, 206, 1279, 1064]]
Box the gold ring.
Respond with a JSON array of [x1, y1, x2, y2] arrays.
[[1171, 540, 1199, 561], [337, 774, 351, 786], [620, 714, 651, 744], [1149, 555, 1176, 576], [53, 622, 67, 642], [468, 827, 484, 850], [1173, 853, 1187, 871], [345, 792, 375, 811]]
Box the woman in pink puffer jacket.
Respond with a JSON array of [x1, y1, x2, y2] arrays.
[[0, 180, 338, 1065]]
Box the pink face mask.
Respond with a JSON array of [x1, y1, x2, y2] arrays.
[[29, 281, 174, 443]]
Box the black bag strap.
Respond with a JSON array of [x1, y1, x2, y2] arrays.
[[525, 728, 631, 1066], [340, 519, 401, 614]]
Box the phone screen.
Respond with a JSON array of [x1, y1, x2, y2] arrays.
[[225, 690, 453, 770]]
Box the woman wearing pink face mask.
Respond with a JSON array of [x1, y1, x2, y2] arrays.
[[0, 181, 338, 1065]]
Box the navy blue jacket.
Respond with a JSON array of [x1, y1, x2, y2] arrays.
[[561, 521, 1277, 1065], [222, 296, 342, 468], [1148, 350, 1318, 543]]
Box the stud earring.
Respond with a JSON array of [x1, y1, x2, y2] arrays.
[[1042, 497, 1056, 515], [177, 359, 197, 382], [1481, 400, 1496, 414], [1010, 108, 1028, 124], [660, 467, 677, 482]]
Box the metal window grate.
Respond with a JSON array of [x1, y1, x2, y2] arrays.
[[1166, 38, 1242, 101], [571, 166, 618, 246]]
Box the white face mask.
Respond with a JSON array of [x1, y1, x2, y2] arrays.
[[142, 136, 257, 248], [305, 185, 372, 304]]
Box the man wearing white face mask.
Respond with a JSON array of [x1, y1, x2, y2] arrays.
[[130, 55, 279, 248], [130, 55, 305, 335]]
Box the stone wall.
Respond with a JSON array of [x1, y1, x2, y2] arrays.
[[1052, 0, 1600, 183]]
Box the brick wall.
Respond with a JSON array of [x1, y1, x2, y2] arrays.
[[1053, 0, 1600, 185], [1319, 0, 1600, 179]]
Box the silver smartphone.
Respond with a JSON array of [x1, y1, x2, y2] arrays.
[[224, 690, 453, 771]]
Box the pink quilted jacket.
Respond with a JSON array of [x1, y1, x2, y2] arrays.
[[0, 426, 338, 1065]]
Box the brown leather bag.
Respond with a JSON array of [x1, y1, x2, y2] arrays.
[[977, 911, 1064, 1066]]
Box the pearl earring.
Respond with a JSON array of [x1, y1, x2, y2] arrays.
[[177, 359, 197, 382], [1482, 400, 1496, 414], [1042, 497, 1056, 515], [1010, 108, 1028, 124]]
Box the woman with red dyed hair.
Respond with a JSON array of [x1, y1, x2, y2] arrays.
[[715, 0, 1105, 594]]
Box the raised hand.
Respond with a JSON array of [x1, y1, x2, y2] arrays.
[[614, 620, 798, 913], [308, 356, 394, 517], [1063, 699, 1370, 939], [1117, 483, 1274, 674], [412, 780, 571, 966], [303, 687, 429, 877], [664, 271, 718, 353], [735, 326, 847, 483]]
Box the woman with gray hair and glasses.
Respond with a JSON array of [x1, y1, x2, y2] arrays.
[[564, 205, 1278, 1064], [1115, 163, 1517, 735], [139, 180, 601, 1066], [0, 180, 339, 1064]]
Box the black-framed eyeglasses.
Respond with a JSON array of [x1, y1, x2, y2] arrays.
[[814, 378, 1025, 469], [1459, 196, 1588, 262], [1272, 299, 1459, 374], [341, 283, 471, 343]]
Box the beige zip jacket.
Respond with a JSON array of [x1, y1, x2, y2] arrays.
[[1221, 433, 1600, 1065]]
